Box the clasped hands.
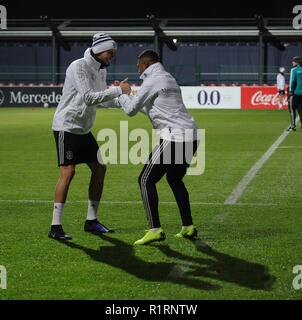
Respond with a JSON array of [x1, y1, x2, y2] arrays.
[[114, 78, 131, 95]]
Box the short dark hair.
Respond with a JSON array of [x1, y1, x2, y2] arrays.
[[138, 50, 159, 63], [292, 56, 302, 65]]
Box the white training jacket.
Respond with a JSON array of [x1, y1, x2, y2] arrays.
[[118, 63, 198, 142], [277, 73, 285, 91], [52, 48, 122, 135]]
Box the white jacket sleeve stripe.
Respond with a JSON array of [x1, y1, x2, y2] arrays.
[[71, 62, 122, 107], [118, 84, 157, 116]]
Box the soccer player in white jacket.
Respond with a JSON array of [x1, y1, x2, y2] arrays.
[[277, 67, 286, 110], [49, 33, 131, 240], [118, 50, 199, 245]]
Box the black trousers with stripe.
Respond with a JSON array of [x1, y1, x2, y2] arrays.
[[288, 95, 302, 128], [138, 139, 198, 229]]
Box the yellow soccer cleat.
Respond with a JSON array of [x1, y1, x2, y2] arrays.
[[175, 226, 198, 239], [134, 228, 166, 245]]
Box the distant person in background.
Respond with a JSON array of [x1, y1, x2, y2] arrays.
[[277, 67, 286, 110], [287, 56, 302, 131], [49, 33, 131, 240]]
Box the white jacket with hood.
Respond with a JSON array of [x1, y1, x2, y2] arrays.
[[52, 48, 122, 135], [118, 62, 198, 142]]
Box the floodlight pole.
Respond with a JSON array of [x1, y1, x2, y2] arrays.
[[154, 32, 159, 57], [147, 15, 162, 62], [51, 35, 56, 84], [255, 15, 266, 85], [41, 16, 70, 84], [258, 31, 264, 85], [41, 16, 58, 84], [154, 33, 163, 62], [256, 15, 286, 85], [147, 14, 176, 63]]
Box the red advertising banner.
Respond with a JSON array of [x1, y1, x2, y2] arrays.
[[241, 86, 288, 109]]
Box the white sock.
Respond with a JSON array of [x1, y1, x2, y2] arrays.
[[52, 203, 65, 225], [87, 200, 100, 220], [151, 228, 161, 232], [182, 225, 193, 229]]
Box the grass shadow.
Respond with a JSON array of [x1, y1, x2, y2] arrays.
[[157, 239, 276, 291], [57, 234, 275, 292], [58, 235, 220, 291]]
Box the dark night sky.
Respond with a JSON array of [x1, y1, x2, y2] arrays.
[[1, 0, 300, 19]]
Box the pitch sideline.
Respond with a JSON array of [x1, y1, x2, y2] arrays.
[[0, 199, 275, 206], [224, 125, 295, 205]]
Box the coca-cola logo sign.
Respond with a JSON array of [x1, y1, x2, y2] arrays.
[[251, 91, 280, 106], [241, 87, 288, 109]]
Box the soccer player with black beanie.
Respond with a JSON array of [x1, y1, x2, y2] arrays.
[[118, 50, 199, 245], [49, 33, 131, 240]]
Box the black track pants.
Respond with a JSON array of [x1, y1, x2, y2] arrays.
[[138, 139, 198, 229]]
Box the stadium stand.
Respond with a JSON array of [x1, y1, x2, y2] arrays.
[[0, 17, 300, 85]]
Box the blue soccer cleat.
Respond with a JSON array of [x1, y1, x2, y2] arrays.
[[84, 219, 115, 234]]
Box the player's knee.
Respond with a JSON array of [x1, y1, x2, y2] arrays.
[[138, 173, 144, 187], [93, 164, 106, 178], [60, 166, 75, 181], [139, 174, 158, 189], [138, 173, 151, 187], [166, 172, 182, 186], [138, 169, 146, 186], [166, 174, 175, 186]]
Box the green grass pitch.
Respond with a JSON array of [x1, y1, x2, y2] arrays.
[[0, 107, 302, 300]]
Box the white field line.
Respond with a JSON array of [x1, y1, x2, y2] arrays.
[[0, 199, 275, 206], [278, 146, 302, 148], [224, 128, 292, 205]]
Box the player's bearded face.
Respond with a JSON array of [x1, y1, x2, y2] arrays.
[[98, 49, 116, 64]]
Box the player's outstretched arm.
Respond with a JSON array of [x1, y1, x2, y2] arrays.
[[118, 83, 157, 117], [70, 61, 124, 107]]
